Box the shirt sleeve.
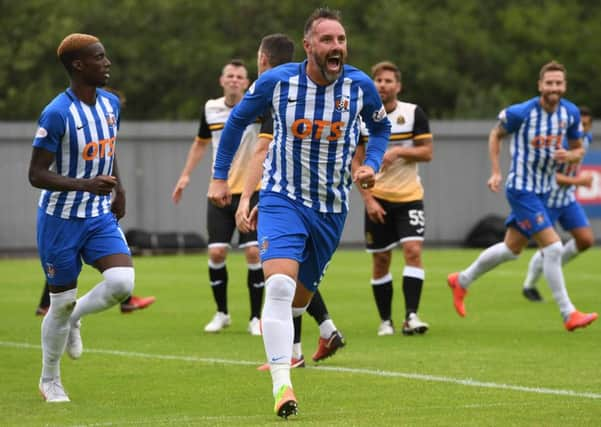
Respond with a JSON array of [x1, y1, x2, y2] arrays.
[[197, 105, 211, 140], [498, 104, 523, 134], [359, 79, 391, 172], [32, 108, 66, 153], [566, 107, 581, 141], [259, 108, 274, 139], [413, 106, 431, 137], [213, 78, 272, 179]]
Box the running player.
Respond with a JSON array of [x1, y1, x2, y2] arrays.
[[236, 33, 347, 371], [209, 8, 390, 418], [447, 61, 597, 331], [30, 33, 135, 402]]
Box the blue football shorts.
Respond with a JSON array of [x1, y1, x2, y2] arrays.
[[504, 188, 552, 238], [37, 209, 131, 286], [257, 192, 347, 292], [547, 201, 590, 231]]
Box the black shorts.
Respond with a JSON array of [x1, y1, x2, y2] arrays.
[[207, 192, 259, 248], [364, 199, 425, 252]]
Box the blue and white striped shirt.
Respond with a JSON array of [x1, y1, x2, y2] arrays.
[[32, 88, 120, 218], [547, 131, 592, 208], [213, 61, 390, 213], [499, 97, 581, 194]]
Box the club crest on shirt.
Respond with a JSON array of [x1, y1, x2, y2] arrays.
[[397, 115, 406, 125], [335, 95, 350, 112], [372, 105, 387, 122], [35, 127, 48, 138], [45, 263, 56, 279], [105, 113, 116, 127]]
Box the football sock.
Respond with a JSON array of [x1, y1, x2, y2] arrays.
[[247, 263, 265, 319], [306, 289, 329, 325], [39, 280, 50, 308], [460, 242, 518, 288], [542, 241, 575, 319], [292, 342, 302, 360], [523, 250, 543, 290], [403, 266, 424, 319], [561, 238, 579, 264], [41, 289, 77, 381], [318, 319, 336, 339], [371, 273, 393, 321], [262, 274, 295, 395], [70, 267, 134, 323], [293, 314, 302, 344], [208, 260, 228, 314]]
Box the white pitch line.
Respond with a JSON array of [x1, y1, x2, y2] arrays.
[[3, 340, 600, 400]]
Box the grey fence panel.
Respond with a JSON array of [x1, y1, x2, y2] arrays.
[[1, 121, 596, 251]]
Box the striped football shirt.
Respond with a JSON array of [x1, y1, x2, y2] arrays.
[[499, 96, 581, 194], [32, 88, 120, 218], [213, 61, 390, 213]]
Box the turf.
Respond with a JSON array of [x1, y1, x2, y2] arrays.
[[1, 248, 601, 426]]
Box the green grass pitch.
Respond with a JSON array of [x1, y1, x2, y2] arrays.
[[1, 248, 601, 426]]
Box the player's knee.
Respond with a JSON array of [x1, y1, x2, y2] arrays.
[[372, 252, 391, 273], [48, 291, 77, 319], [576, 235, 594, 251], [245, 246, 261, 264], [103, 267, 135, 302], [208, 247, 227, 264], [541, 241, 562, 262], [403, 249, 421, 266], [265, 274, 296, 303]]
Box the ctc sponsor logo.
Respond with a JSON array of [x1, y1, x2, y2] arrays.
[[82, 137, 116, 161], [291, 119, 344, 142], [530, 134, 562, 149]]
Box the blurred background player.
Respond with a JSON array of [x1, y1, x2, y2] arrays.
[[35, 86, 154, 317], [172, 59, 265, 335], [522, 106, 595, 301], [447, 61, 597, 331], [30, 33, 136, 402], [232, 33, 346, 369], [353, 61, 433, 336]]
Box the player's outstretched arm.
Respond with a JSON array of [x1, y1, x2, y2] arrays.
[[172, 138, 209, 204]]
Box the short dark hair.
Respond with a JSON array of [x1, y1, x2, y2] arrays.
[[260, 34, 295, 67], [227, 58, 246, 68], [222, 59, 247, 76], [580, 105, 592, 118], [371, 61, 402, 82], [539, 60, 566, 80], [304, 7, 342, 37]]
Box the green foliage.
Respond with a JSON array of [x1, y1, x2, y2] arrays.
[[2, 0, 601, 119], [2, 249, 601, 425]]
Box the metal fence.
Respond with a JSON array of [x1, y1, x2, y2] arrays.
[[2, 120, 595, 252]]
